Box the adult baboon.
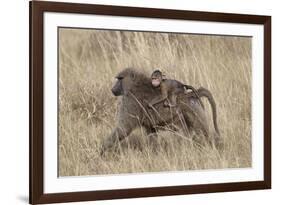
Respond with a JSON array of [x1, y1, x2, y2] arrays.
[[101, 68, 221, 154]]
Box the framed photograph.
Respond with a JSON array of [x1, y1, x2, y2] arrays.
[[30, 1, 271, 204]]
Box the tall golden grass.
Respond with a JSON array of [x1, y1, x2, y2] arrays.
[[58, 28, 252, 176]]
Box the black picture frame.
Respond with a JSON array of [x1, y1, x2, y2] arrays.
[[30, 1, 271, 204]]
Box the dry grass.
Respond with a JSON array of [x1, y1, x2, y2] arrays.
[[58, 28, 252, 176]]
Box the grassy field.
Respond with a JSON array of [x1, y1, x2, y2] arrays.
[[58, 28, 252, 176]]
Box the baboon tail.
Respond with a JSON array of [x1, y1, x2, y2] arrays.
[[197, 87, 220, 136]]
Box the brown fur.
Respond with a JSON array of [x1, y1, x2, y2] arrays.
[[101, 68, 221, 154], [149, 70, 204, 109]]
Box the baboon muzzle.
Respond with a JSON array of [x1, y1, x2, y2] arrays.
[[111, 79, 124, 96], [111, 86, 123, 96]]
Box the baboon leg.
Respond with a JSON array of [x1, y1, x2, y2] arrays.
[[190, 112, 213, 146], [196, 87, 223, 149], [176, 109, 191, 136], [167, 93, 177, 107], [180, 102, 211, 145], [192, 121, 220, 149], [166, 87, 182, 107], [101, 125, 134, 155], [144, 126, 162, 152], [188, 120, 213, 147], [144, 126, 157, 140]]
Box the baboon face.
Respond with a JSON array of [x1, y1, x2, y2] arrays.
[[151, 71, 162, 88], [111, 70, 135, 96], [111, 75, 124, 96]]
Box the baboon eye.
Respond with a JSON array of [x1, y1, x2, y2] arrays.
[[116, 77, 123, 80]]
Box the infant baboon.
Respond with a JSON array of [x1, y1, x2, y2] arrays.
[[149, 70, 204, 108]]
